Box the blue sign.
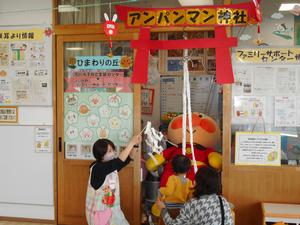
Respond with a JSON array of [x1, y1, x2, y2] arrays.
[[74, 56, 132, 70]]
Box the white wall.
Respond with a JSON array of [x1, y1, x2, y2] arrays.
[[233, 0, 295, 47], [0, 0, 51, 26], [0, 0, 54, 220]]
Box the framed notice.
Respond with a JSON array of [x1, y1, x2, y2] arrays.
[[141, 88, 154, 115], [235, 132, 281, 166], [0, 106, 18, 123]]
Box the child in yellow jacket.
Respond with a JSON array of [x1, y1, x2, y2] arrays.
[[152, 154, 193, 216]]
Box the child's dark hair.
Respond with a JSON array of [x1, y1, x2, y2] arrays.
[[172, 154, 191, 174], [92, 139, 115, 162], [193, 166, 221, 199]]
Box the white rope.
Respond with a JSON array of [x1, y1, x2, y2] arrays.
[[182, 50, 187, 155], [182, 34, 197, 173]]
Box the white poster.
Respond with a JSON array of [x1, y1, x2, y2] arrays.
[[235, 132, 281, 166], [233, 96, 266, 119], [31, 78, 52, 105], [29, 42, 46, 67], [160, 75, 218, 119], [233, 66, 253, 95], [0, 78, 12, 104], [12, 78, 30, 104], [65, 143, 79, 159], [79, 144, 93, 159], [253, 67, 275, 95], [160, 76, 183, 114], [276, 67, 297, 94], [190, 76, 212, 112], [275, 96, 297, 127], [35, 127, 51, 153], [296, 96, 300, 127]]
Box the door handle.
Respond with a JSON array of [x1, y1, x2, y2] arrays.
[[58, 137, 62, 152]]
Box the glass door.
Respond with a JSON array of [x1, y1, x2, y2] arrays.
[[56, 33, 141, 225]]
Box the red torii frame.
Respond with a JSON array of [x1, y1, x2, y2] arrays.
[[131, 26, 237, 84], [116, 1, 262, 84]]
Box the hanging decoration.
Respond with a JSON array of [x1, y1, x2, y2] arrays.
[[143, 121, 178, 169], [44, 27, 53, 37], [252, 0, 263, 45], [103, 11, 118, 57]]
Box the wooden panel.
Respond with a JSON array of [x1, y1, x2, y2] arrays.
[[119, 166, 134, 223], [63, 163, 89, 218], [225, 166, 300, 225], [54, 23, 215, 36], [0, 218, 54, 225], [133, 84, 142, 225], [52, 0, 58, 26], [52, 31, 58, 225]]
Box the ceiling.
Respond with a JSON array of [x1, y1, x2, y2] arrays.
[[233, 0, 300, 16]]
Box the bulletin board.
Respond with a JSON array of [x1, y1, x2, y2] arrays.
[[232, 48, 300, 164], [160, 75, 220, 121], [64, 92, 133, 160], [232, 48, 300, 128], [0, 28, 52, 106]]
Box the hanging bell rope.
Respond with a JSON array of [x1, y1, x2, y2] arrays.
[[182, 33, 197, 174]]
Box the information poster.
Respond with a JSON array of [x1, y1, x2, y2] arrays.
[[275, 96, 297, 127], [141, 88, 154, 115], [253, 67, 275, 95], [233, 66, 253, 95], [0, 28, 52, 106], [235, 132, 281, 166], [233, 96, 265, 119], [0, 106, 18, 123], [35, 127, 51, 153], [160, 75, 219, 120], [64, 92, 133, 160]]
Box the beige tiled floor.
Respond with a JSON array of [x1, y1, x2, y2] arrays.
[[0, 222, 53, 225]]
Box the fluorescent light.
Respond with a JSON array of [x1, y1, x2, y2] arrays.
[[281, 132, 298, 138], [279, 3, 300, 11], [66, 47, 84, 51], [178, 0, 213, 6], [58, 5, 80, 13]]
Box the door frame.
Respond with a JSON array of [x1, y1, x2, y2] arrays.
[[55, 32, 141, 225]]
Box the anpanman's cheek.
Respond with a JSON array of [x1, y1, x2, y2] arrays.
[[170, 117, 183, 129], [199, 118, 216, 133]]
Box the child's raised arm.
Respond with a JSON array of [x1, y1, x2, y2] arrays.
[[118, 134, 141, 162]]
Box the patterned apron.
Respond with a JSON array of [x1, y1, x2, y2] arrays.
[[86, 166, 130, 225]]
